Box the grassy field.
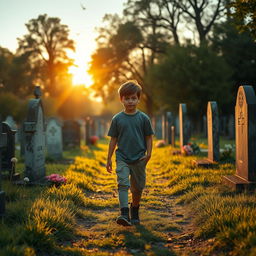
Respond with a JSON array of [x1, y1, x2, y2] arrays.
[[1, 139, 255, 256]]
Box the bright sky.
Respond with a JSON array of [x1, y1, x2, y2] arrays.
[[0, 0, 125, 87]]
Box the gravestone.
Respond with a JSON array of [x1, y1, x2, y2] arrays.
[[161, 114, 166, 141], [62, 120, 81, 148], [179, 104, 190, 149], [24, 86, 46, 182], [207, 102, 219, 162], [1, 122, 19, 180], [77, 119, 85, 145], [193, 102, 219, 168], [171, 126, 176, 147], [166, 112, 173, 144], [0, 116, 7, 215], [223, 85, 256, 190], [46, 118, 63, 159], [85, 117, 91, 145], [5, 116, 18, 144]]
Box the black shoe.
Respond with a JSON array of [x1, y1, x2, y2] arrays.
[[130, 204, 140, 225], [116, 207, 132, 226]]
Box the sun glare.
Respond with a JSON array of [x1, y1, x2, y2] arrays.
[[69, 65, 93, 87]]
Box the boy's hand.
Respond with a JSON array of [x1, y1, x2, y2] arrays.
[[106, 160, 112, 173], [139, 154, 151, 163]]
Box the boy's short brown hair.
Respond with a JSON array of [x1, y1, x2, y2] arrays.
[[118, 80, 142, 99]]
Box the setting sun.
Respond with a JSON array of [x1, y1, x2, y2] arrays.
[[69, 64, 93, 87]]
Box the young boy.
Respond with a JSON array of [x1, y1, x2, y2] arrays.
[[106, 80, 154, 226]]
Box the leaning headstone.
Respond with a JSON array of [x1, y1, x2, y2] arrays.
[[46, 118, 63, 159], [0, 116, 7, 215], [223, 86, 256, 190], [179, 103, 190, 150], [24, 86, 46, 182], [193, 102, 219, 168], [1, 122, 19, 180]]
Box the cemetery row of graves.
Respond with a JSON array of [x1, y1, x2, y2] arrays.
[[0, 85, 256, 255]]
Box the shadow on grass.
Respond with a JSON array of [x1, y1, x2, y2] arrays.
[[120, 224, 176, 256]]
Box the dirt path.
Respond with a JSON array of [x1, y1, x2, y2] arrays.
[[65, 154, 212, 256]]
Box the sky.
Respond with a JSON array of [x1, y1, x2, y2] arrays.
[[0, 0, 125, 86]]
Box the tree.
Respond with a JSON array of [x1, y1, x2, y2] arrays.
[[174, 0, 226, 44], [0, 47, 13, 89], [147, 44, 232, 124], [17, 14, 75, 97], [211, 18, 256, 113], [230, 0, 256, 39]]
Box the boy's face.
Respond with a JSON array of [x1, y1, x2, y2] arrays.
[[120, 93, 139, 112]]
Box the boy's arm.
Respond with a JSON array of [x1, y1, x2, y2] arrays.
[[106, 137, 117, 173], [140, 135, 153, 163]]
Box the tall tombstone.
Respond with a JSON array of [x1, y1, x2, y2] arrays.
[[0, 116, 7, 215], [161, 114, 166, 141], [223, 86, 256, 190], [171, 126, 176, 147], [62, 120, 81, 148], [24, 86, 46, 182], [46, 118, 63, 159], [166, 112, 173, 144], [85, 117, 91, 145], [207, 102, 219, 162], [179, 103, 190, 149]]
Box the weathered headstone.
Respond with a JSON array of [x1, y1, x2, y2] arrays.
[[179, 103, 190, 150], [85, 117, 91, 145], [0, 116, 7, 215], [5, 116, 18, 144], [223, 86, 256, 190], [24, 86, 46, 182], [207, 102, 219, 162], [166, 112, 173, 144], [62, 120, 81, 148], [193, 102, 219, 168], [1, 122, 19, 180], [171, 126, 176, 147], [46, 118, 63, 159]]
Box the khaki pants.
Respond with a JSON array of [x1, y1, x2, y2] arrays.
[[116, 159, 146, 208]]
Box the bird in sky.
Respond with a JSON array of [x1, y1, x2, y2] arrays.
[[80, 3, 86, 10]]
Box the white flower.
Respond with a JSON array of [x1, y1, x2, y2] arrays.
[[11, 157, 18, 163], [24, 177, 30, 183]]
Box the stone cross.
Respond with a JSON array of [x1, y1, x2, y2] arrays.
[[179, 103, 190, 149], [46, 118, 63, 159], [0, 115, 7, 215], [207, 101, 219, 162], [24, 87, 46, 182], [223, 85, 256, 190]]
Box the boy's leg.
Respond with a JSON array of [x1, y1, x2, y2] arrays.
[[116, 161, 131, 226], [130, 160, 146, 224]]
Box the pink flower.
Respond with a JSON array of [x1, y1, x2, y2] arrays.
[[182, 145, 193, 156], [46, 173, 67, 186]]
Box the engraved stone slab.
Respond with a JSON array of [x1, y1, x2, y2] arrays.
[[24, 98, 46, 181], [179, 103, 190, 149], [46, 118, 63, 159], [223, 85, 256, 190], [207, 101, 219, 162]]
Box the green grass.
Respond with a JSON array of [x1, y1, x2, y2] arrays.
[[2, 139, 256, 255]]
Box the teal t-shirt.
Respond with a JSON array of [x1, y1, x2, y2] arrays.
[[108, 110, 154, 163]]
